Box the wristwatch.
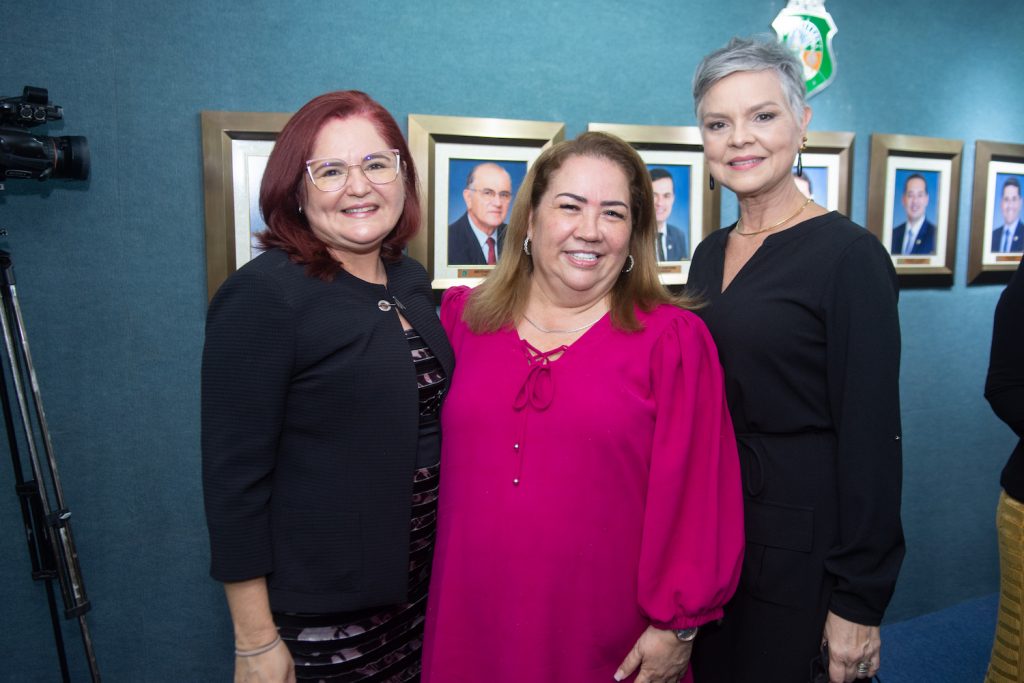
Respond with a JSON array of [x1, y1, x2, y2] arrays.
[[674, 627, 699, 642]]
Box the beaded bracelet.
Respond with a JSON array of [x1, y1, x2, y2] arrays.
[[235, 635, 281, 658]]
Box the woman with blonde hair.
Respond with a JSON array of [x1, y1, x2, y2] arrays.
[[422, 131, 743, 683]]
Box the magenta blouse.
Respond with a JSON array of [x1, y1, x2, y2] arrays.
[[422, 287, 744, 682]]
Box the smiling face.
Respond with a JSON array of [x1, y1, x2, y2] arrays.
[[527, 154, 632, 304], [698, 69, 810, 200], [652, 176, 675, 226], [901, 176, 929, 223], [463, 163, 512, 233], [1002, 182, 1021, 226], [300, 116, 405, 262]]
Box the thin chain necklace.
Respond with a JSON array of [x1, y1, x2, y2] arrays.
[[522, 313, 603, 334], [734, 196, 813, 237]]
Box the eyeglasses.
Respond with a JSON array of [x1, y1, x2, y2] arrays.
[[468, 188, 512, 202], [305, 149, 401, 192]]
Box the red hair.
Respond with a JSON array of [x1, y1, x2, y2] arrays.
[[258, 91, 420, 280]]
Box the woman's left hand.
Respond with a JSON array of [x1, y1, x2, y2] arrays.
[[823, 610, 880, 682], [614, 625, 692, 682]]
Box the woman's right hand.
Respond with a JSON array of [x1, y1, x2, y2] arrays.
[[234, 638, 295, 683]]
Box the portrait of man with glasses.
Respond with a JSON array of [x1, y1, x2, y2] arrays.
[[447, 160, 517, 266]]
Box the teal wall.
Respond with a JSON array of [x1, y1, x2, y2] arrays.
[[0, 1, 1018, 680]]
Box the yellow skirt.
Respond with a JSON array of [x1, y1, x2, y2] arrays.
[[988, 490, 1024, 683]]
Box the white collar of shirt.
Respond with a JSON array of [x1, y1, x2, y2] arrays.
[[905, 216, 925, 237], [467, 214, 497, 253], [1004, 221, 1020, 250], [903, 217, 925, 250]]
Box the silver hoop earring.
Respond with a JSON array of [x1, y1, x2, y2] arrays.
[[523, 237, 532, 256], [622, 254, 634, 273]]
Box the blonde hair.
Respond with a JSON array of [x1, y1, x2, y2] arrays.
[[463, 131, 699, 333]]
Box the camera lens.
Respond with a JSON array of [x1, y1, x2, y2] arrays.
[[56, 136, 89, 180]]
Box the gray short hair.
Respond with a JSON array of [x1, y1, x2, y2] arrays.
[[692, 36, 806, 120]]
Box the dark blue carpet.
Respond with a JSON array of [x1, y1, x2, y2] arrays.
[[880, 593, 997, 682]]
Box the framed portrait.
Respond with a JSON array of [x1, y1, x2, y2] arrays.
[[586, 123, 719, 285], [967, 140, 1024, 284], [867, 134, 963, 285], [791, 131, 855, 216], [200, 110, 291, 299], [407, 114, 565, 289]]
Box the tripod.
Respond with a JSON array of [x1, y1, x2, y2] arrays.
[[0, 249, 101, 682]]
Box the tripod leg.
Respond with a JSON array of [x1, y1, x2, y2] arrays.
[[47, 580, 72, 683], [0, 251, 100, 681]]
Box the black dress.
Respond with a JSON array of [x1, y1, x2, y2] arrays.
[[686, 213, 905, 683], [276, 329, 447, 682]]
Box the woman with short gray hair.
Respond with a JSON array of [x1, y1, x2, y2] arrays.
[[686, 37, 905, 683]]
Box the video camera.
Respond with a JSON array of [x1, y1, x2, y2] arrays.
[[0, 86, 89, 181]]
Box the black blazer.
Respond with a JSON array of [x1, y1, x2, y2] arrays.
[[988, 260, 1024, 500], [447, 211, 506, 265], [202, 249, 454, 613], [661, 223, 690, 261]]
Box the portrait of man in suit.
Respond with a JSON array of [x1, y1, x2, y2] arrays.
[[992, 176, 1024, 254], [649, 168, 689, 261], [447, 162, 512, 266], [891, 173, 937, 255]]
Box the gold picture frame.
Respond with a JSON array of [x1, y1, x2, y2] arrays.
[[407, 114, 565, 289], [587, 123, 718, 285], [967, 140, 1024, 284], [200, 110, 291, 300], [867, 133, 963, 286]]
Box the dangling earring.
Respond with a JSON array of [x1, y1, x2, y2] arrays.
[[797, 135, 807, 177], [709, 175, 716, 191], [523, 237, 532, 256], [621, 254, 634, 273]]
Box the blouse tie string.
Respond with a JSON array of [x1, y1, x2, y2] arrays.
[[513, 346, 565, 413], [509, 345, 566, 487]]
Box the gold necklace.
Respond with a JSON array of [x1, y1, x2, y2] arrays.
[[734, 197, 813, 237], [522, 313, 603, 334]]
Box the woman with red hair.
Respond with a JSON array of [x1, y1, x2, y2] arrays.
[[202, 90, 453, 682]]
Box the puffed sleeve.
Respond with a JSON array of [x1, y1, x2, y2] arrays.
[[822, 234, 905, 625], [202, 267, 295, 582], [440, 285, 472, 350], [638, 310, 745, 629]]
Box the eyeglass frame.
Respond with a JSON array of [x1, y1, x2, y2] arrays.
[[304, 149, 402, 192], [466, 187, 513, 202]]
